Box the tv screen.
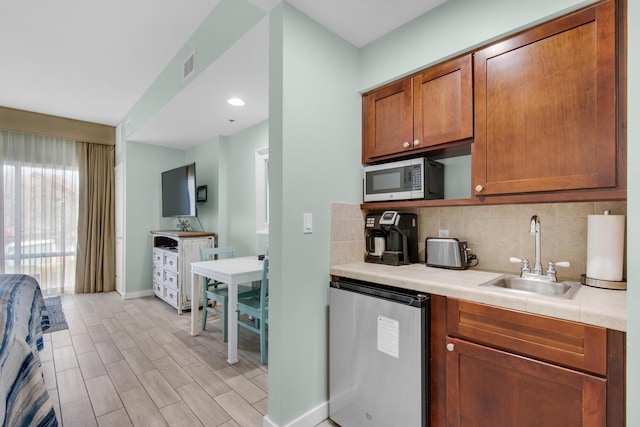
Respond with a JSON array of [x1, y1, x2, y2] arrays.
[[162, 163, 197, 217]]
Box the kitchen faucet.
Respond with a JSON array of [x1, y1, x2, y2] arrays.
[[510, 215, 570, 282], [530, 215, 543, 275]]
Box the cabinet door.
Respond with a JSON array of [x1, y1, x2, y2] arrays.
[[446, 337, 606, 427], [363, 79, 413, 162], [179, 237, 213, 308], [473, 0, 616, 196], [413, 54, 473, 149]]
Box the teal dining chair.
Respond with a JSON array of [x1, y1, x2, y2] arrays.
[[200, 247, 258, 341], [237, 257, 269, 364]]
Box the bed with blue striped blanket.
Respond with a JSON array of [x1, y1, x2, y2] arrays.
[[1, 274, 57, 427]]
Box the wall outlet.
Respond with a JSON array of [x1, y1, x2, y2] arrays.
[[438, 229, 449, 237]]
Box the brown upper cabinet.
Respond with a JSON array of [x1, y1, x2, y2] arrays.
[[363, 54, 473, 163], [472, 0, 617, 197]]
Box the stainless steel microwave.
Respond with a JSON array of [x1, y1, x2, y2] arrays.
[[363, 157, 444, 202]]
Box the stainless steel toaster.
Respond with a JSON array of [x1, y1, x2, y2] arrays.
[[425, 237, 476, 270]]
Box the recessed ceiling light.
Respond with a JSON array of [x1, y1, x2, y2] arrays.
[[227, 98, 245, 106]]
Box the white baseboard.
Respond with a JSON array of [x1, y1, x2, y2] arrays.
[[263, 401, 329, 427], [121, 289, 154, 300]]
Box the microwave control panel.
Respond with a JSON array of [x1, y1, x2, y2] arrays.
[[409, 166, 422, 190]]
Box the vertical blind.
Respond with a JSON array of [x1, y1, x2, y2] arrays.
[[0, 130, 79, 294]]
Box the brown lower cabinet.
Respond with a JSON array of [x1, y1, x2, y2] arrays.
[[430, 296, 626, 426]]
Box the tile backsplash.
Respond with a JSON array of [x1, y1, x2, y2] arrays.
[[331, 203, 366, 266], [331, 201, 627, 282]]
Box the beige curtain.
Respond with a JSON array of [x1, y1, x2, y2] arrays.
[[75, 142, 115, 293]]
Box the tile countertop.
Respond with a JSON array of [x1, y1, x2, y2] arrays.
[[330, 262, 627, 332]]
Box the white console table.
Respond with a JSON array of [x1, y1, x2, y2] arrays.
[[151, 230, 215, 313]]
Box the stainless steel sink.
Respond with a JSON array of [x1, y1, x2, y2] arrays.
[[480, 275, 581, 299]]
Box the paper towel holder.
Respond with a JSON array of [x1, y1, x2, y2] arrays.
[[581, 274, 627, 290], [582, 209, 626, 290]]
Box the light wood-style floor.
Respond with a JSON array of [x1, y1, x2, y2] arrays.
[[41, 291, 278, 427]]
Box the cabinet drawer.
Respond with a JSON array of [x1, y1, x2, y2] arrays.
[[163, 270, 178, 288], [164, 254, 178, 272], [447, 299, 607, 376], [153, 280, 163, 297], [152, 266, 163, 282], [152, 249, 163, 265], [164, 285, 178, 306]]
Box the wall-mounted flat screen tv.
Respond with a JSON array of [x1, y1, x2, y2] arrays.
[[162, 163, 197, 217]]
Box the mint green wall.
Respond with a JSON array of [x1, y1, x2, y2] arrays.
[[123, 141, 186, 293], [359, 0, 598, 91], [187, 120, 269, 256], [220, 120, 269, 256], [123, 0, 265, 137], [188, 120, 269, 256], [626, 0, 638, 423], [186, 137, 220, 234], [267, 4, 361, 425]]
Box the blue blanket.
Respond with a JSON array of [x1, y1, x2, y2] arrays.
[[0, 274, 57, 427]]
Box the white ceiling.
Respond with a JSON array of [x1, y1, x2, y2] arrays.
[[0, 0, 447, 149]]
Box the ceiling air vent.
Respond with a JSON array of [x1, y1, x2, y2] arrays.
[[183, 50, 196, 81]]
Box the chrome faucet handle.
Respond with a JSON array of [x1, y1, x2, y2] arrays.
[[546, 261, 570, 281], [509, 257, 531, 274]]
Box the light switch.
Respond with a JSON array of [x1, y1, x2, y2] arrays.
[[303, 213, 313, 234]]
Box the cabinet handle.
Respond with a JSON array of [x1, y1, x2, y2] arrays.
[[475, 184, 484, 192], [403, 141, 410, 148], [446, 343, 455, 352], [413, 139, 420, 147]]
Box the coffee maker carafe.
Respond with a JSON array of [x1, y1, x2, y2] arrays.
[[366, 230, 386, 257]]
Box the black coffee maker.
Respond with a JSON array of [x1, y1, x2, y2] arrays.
[[365, 211, 418, 265], [379, 211, 418, 265]]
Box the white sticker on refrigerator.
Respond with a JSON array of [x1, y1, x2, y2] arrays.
[[377, 315, 400, 358]]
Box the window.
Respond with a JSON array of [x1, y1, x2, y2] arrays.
[[1, 131, 79, 294], [255, 147, 269, 234]]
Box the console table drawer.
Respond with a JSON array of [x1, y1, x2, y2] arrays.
[[152, 249, 163, 266], [164, 270, 178, 288], [153, 280, 163, 297], [164, 254, 178, 272], [164, 285, 178, 306]]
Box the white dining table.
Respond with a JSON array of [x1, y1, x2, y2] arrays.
[[190, 256, 264, 364]]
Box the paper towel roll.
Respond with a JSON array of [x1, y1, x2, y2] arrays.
[[586, 213, 625, 281]]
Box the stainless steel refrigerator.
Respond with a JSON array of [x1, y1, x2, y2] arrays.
[[329, 279, 429, 427]]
